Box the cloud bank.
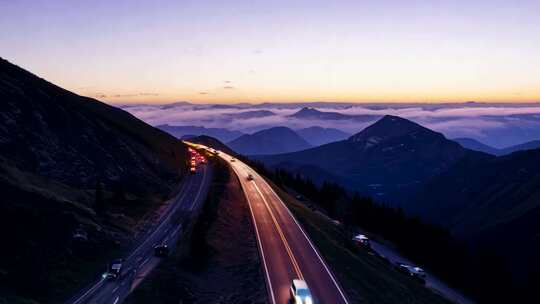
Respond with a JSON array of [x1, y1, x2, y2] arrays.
[[118, 102, 540, 148]]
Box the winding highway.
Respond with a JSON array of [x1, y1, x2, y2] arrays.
[[66, 161, 211, 304], [193, 144, 349, 304]]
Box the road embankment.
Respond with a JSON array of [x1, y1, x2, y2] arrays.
[[126, 158, 266, 304]]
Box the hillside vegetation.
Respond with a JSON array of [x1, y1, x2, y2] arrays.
[[0, 58, 187, 302]]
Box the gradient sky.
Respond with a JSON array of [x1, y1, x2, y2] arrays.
[[1, 0, 539, 104]]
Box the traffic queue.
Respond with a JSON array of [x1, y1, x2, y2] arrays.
[[188, 147, 206, 174]]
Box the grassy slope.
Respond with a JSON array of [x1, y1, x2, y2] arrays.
[[0, 58, 188, 303], [267, 181, 450, 304]]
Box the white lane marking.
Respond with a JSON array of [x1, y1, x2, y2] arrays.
[[189, 164, 209, 211], [141, 257, 151, 267], [252, 181, 304, 280], [130, 165, 205, 258], [113, 296, 119, 304], [126, 176, 195, 261], [71, 154, 208, 304], [227, 159, 277, 304], [112, 286, 119, 293], [71, 277, 105, 304], [260, 176, 350, 304]]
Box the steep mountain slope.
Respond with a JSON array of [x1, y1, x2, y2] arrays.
[[296, 126, 351, 146], [288, 107, 379, 122], [258, 116, 484, 199], [228, 126, 312, 155], [412, 149, 540, 279], [0, 58, 187, 301], [453, 137, 499, 155], [157, 124, 243, 142]]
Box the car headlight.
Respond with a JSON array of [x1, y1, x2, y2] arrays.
[[305, 296, 313, 304], [295, 296, 302, 303]]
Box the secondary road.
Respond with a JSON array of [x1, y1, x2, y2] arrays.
[[66, 161, 211, 304], [194, 144, 349, 304], [365, 236, 474, 304]]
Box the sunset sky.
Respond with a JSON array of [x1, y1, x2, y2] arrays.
[[2, 0, 539, 104]]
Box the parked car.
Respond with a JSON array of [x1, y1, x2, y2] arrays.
[[247, 174, 254, 181]]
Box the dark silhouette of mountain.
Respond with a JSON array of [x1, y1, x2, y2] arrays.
[[257, 115, 483, 199], [223, 110, 276, 119], [180, 134, 197, 140], [157, 124, 243, 142], [187, 135, 238, 156], [500, 140, 540, 155], [288, 107, 379, 122], [454, 137, 540, 156], [296, 127, 351, 146], [158, 101, 193, 109], [412, 148, 540, 280], [453, 137, 500, 155], [207, 104, 243, 109], [227, 126, 312, 155], [0, 58, 187, 301]]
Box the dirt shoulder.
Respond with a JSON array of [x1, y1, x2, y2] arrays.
[[126, 160, 266, 304]]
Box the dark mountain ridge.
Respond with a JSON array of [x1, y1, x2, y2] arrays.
[[258, 115, 482, 199], [0, 57, 187, 301], [412, 148, 540, 280], [296, 126, 350, 146], [454, 137, 540, 156], [228, 126, 312, 155], [157, 124, 243, 142], [223, 109, 276, 119], [453, 137, 500, 155], [501, 139, 540, 155], [288, 107, 380, 122]]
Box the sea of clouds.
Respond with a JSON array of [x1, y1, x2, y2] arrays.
[[118, 102, 540, 148]]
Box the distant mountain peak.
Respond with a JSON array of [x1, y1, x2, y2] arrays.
[[349, 115, 438, 144], [296, 126, 351, 146], [259, 126, 295, 133], [288, 106, 381, 122], [291, 107, 320, 116], [228, 126, 311, 155]]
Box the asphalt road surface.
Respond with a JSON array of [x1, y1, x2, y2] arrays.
[[194, 145, 349, 304], [66, 162, 211, 304]]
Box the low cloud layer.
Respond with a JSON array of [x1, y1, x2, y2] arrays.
[[118, 102, 540, 148]]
